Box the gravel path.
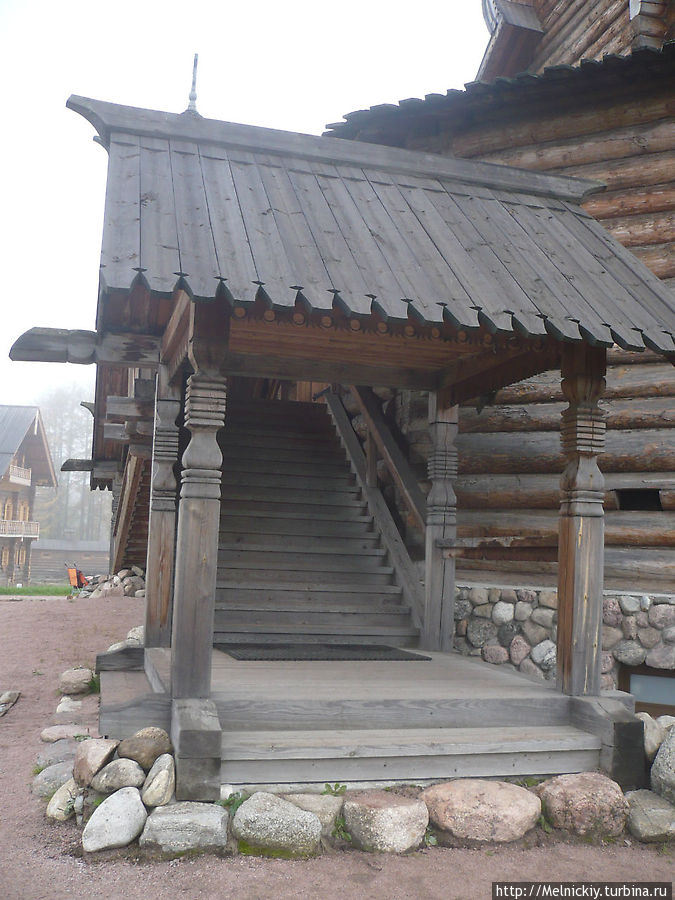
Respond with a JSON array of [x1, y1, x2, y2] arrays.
[[0, 595, 672, 900]]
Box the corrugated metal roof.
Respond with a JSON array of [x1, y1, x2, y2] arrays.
[[0, 405, 39, 478], [69, 96, 675, 355]]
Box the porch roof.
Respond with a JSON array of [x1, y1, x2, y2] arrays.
[[69, 96, 675, 357]]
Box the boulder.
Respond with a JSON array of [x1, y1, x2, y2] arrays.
[[649, 605, 675, 629], [40, 724, 91, 743], [619, 595, 641, 616], [602, 596, 623, 628], [73, 738, 119, 787], [635, 712, 666, 763], [509, 635, 531, 666], [125, 625, 144, 646], [55, 697, 82, 718], [497, 623, 520, 648], [613, 641, 647, 667], [638, 627, 661, 649], [530, 639, 556, 671], [626, 790, 675, 843], [514, 601, 533, 622], [141, 754, 175, 807], [31, 760, 74, 798], [58, 667, 93, 695], [482, 644, 509, 665], [35, 739, 78, 769], [117, 727, 172, 770], [492, 602, 514, 625], [466, 620, 498, 648], [657, 716, 675, 733], [284, 793, 344, 838], [232, 792, 321, 856], [473, 604, 493, 619], [601, 625, 623, 650], [522, 620, 549, 647], [651, 728, 675, 805], [538, 773, 627, 837], [538, 591, 558, 609], [140, 802, 228, 852], [421, 780, 540, 842], [519, 658, 545, 679], [531, 608, 555, 629], [82, 787, 147, 852], [46, 778, 79, 822], [343, 790, 428, 853], [500, 589, 518, 604], [90, 758, 146, 793], [646, 645, 675, 669]]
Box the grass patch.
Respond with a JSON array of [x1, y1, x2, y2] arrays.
[[218, 791, 249, 815], [0, 584, 71, 596], [331, 815, 352, 843], [87, 673, 101, 694], [32, 764, 46, 776]]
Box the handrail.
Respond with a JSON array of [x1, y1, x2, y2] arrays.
[[8, 464, 31, 484], [347, 386, 426, 533], [325, 391, 425, 629]]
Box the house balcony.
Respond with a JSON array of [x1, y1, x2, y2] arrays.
[[0, 519, 39, 538], [7, 465, 31, 486]]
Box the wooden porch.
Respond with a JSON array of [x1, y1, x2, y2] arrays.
[[100, 645, 621, 787]]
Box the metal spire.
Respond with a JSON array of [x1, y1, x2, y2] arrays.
[[187, 53, 199, 113]]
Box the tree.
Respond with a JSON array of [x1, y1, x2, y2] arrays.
[[33, 379, 112, 542]]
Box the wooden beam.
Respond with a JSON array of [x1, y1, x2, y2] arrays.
[[106, 396, 154, 419], [348, 386, 426, 533], [10, 328, 160, 368], [438, 343, 562, 407], [61, 458, 93, 472], [160, 290, 192, 381]]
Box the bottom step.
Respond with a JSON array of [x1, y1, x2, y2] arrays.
[[220, 725, 601, 783]]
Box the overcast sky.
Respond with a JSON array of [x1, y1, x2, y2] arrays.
[[0, 0, 488, 407]]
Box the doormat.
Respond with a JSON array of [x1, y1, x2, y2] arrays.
[[214, 643, 432, 661]]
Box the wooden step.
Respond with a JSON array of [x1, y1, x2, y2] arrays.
[[215, 596, 405, 613], [220, 471, 357, 491], [220, 459, 352, 477], [220, 486, 364, 507], [214, 609, 412, 629], [214, 691, 573, 731], [221, 445, 347, 465], [219, 514, 375, 536], [219, 534, 383, 552], [217, 550, 390, 572], [228, 400, 329, 422], [222, 435, 344, 456], [212, 625, 419, 644], [219, 725, 601, 784], [217, 568, 394, 585], [220, 499, 367, 518], [217, 582, 403, 596]]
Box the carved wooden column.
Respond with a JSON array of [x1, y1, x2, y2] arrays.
[[170, 370, 227, 698], [144, 365, 181, 648], [109, 473, 122, 573], [423, 394, 458, 652], [557, 344, 607, 696]]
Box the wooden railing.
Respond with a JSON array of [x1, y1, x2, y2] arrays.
[[324, 390, 425, 628], [7, 465, 31, 485], [0, 519, 39, 538], [347, 386, 426, 534]]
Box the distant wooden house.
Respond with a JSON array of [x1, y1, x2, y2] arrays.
[[30, 539, 109, 584], [325, 4, 675, 591], [0, 406, 57, 584]]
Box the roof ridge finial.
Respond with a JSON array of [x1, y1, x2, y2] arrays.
[[187, 53, 199, 113]]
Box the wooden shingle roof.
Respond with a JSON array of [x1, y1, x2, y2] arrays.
[[69, 96, 675, 356]]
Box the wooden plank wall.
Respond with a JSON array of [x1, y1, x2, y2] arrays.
[[529, 0, 633, 71]]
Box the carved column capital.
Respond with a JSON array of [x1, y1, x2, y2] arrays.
[[180, 374, 227, 502]]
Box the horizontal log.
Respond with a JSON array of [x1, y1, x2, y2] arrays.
[[456, 429, 675, 475], [494, 363, 675, 404], [9, 328, 160, 368], [603, 211, 675, 248], [455, 472, 675, 511], [454, 97, 675, 160], [583, 182, 675, 220], [459, 396, 675, 433], [478, 120, 675, 173], [630, 242, 675, 280], [562, 150, 675, 192], [455, 509, 675, 547]]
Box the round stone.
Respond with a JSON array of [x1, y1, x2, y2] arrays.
[[90, 758, 146, 793], [82, 787, 147, 852], [117, 727, 172, 770], [612, 640, 647, 667], [492, 601, 514, 625], [421, 779, 541, 842], [343, 790, 428, 853], [538, 773, 628, 837]]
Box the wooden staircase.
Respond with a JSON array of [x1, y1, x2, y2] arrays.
[[214, 399, 419, 647]]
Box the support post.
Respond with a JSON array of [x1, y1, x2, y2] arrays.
[[170, 371, 227, 698], [423, 394, 458, 651], [109, 473, 122, 573], [6, 538, 16, 585], [557, 344, 607, 696], [144, 366, 181, 648]]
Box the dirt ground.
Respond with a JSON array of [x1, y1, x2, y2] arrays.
[[0, 594, 672, 900]]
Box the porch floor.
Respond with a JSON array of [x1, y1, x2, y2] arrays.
[[96, 646, 607, 785]]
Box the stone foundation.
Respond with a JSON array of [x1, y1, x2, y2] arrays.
[[451, 583, 675, 687]]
